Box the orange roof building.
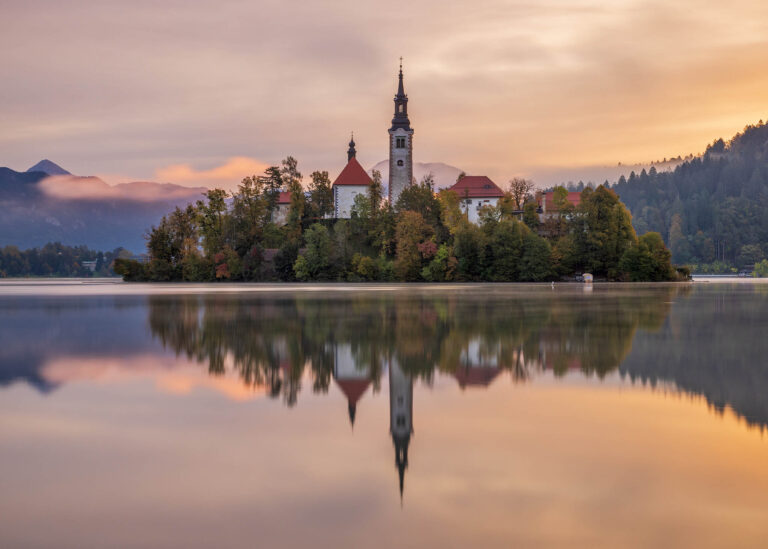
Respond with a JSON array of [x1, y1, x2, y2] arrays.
[[446, 176, 505, 224]]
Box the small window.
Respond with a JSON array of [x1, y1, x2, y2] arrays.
[[396, 415, 406, 427], [466, 199, 472, 205], [396, 137, 406, 149], [399, 104, 404, 113], [397, 160, 403, 167], [397, 396, 404, 405]]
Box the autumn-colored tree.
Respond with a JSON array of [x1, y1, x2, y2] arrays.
[[508, 177, 535, 210], [394, 211, 434, 281], [437, 189, 466, 235], [395, 174, 443, 237]]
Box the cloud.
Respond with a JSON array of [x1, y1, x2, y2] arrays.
[[40, 355, 268, 402], [3, 0, 768, 184], [39, 175, 205, 202], [155, 157, 271, 189]]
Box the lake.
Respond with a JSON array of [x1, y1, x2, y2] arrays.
[[1, 280, 767, 548]]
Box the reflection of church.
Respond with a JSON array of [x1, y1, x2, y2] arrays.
[[331, 350, 413, 500], [331, 345, 504, 501]]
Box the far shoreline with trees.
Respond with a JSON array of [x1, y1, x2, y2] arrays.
[[114, 157, 685, 283]]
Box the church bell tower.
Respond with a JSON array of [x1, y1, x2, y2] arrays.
[[389, 357, 413, 502], [388, 59, 414, 205]]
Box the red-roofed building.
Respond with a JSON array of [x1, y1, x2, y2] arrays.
[[271, 191, 293, 225], [447, 176, 505, 224], [538, 190, 581, 221], [332, 343, 372, 427], [333, 136, 373, 218], [452, 365, 501, 389]]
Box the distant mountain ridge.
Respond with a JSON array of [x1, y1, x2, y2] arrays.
[[0, 160, 204, 253], [26, 159, 71, 176]]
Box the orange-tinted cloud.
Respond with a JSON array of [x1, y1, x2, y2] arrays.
[[155, 157, 270, 190], [38, 175, 205, 202], [40, 355, 268, 402]]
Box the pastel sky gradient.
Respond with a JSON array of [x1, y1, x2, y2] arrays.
[[2, 0, 768, 187]]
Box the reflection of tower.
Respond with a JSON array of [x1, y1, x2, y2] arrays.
[[332, 344, 371, 427], [389, 358, 413, 501]]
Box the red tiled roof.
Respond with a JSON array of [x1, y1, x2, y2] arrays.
[[277, 191, 291, 204], [334, 378, 371, 405], [447, 176, 504, 199], [542, 191, 581, 211], [332, 157, 373, 187], [453, 365, 501, 389]]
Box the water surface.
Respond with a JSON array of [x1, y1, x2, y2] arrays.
[[1, 280, 767, 548]]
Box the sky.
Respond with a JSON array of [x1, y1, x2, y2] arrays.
[[2, 0, 768, 189]]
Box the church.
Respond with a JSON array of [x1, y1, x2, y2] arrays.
[[332, 62, 414, 217]]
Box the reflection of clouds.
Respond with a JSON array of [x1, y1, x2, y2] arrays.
[[39, 355, 271, 402]]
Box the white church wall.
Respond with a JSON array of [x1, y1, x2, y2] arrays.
[[334, 185, 368, 219], [461, 197, 499, 224]]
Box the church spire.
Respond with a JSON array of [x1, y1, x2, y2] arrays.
[[391, 59, 411, 131], [347, 132, 356, 162], [397, 57, 405, 98]]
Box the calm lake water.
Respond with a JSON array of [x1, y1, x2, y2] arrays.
[[1, 280, 768, 548]]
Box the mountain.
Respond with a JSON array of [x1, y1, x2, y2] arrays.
[[370, 160, 464, 191], [0, 163, 205, 253], [611, 121, 768, 267], [26, 159, 71, 176]]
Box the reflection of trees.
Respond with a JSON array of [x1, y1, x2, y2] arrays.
[[147, 286, 682, 406], [621, 284, 768, 429]]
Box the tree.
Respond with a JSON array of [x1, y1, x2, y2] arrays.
[[619, 232, 675, 281], [293, 223, 333, 280], [282, 156, 305, 244], [395, 174, 442, 232], [394, 211, 433, 281], [259, 166, 284, 216], [753, 259, 768, 277], [574, 185, 638, 278], [230, 176, 267, 255], [453, 223, 486, 281], [196, 189, 228, 257], [737, 244, 763, 269], [484, 219, 527, 280], [421, 244, 457, 281], [437, 189, 466, 236], [523, 201, 539, 230], [508, 177, 535, 210], [307, 170, 334, 219], [519, 232, 554, 281]]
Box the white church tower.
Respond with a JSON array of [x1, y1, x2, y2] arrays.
[[388, 60, 414, 205], [389, 357, 413, 501]]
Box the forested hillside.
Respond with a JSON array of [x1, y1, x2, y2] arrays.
[[613, 121, 768, 270]]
